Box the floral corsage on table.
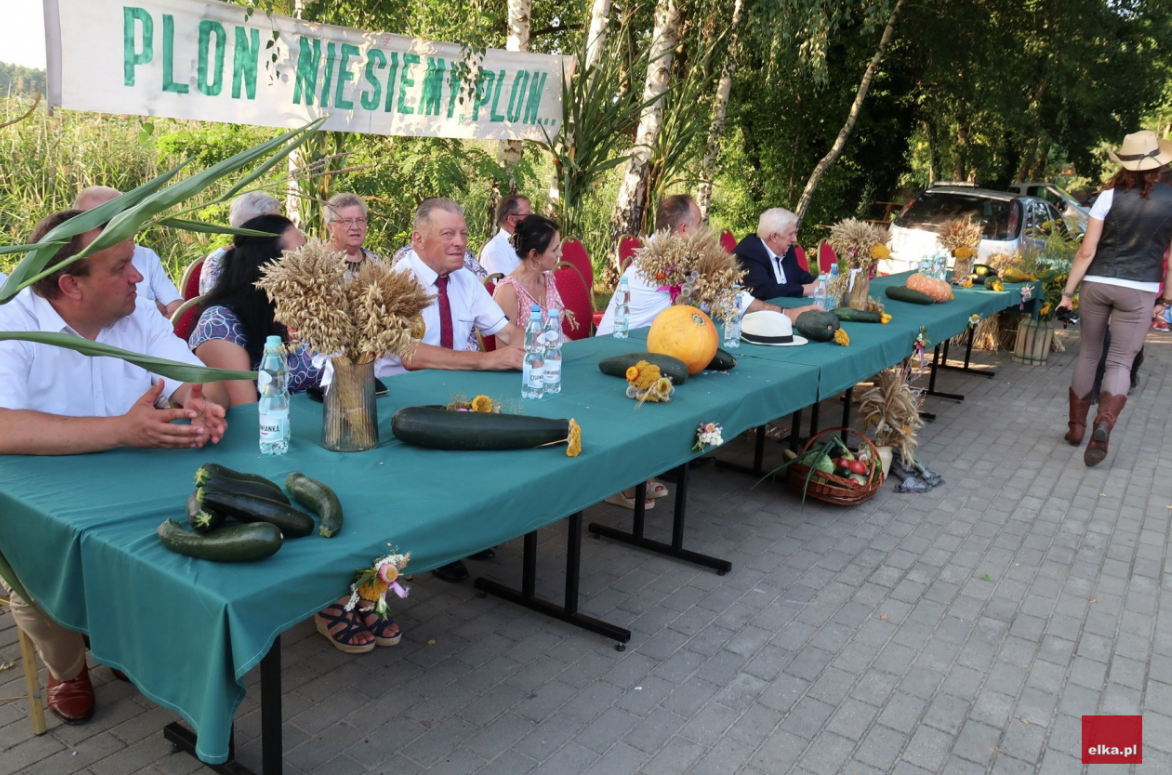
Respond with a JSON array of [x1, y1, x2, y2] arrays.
[[626, 361, 675, 404], [693, 422, 724, 452]]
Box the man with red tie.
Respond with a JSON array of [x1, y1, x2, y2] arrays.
[[376, 198, 525, 377], [377, 198, 524, 582]]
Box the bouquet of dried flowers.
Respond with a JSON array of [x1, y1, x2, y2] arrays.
[[827, 218, 889, 310], [633, 227, 747, 325], [936, 216, 982, 284], [858, 365, 924, 466], [257, 239, 431, 447]]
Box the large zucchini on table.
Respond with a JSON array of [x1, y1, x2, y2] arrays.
[[598, 352, 689, 384], [392, 406, 577, 452], [793, 310, 841, 342], [885, 286, 936, 305], [831, 307, 883, 323], [705, 348, 737, 371], [157, 519, 283, 562]]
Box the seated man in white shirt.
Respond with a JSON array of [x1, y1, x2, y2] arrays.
[[74, 187, 184, 318], [479, 194, 531, 278], [377, 198, 525, 583], [597, 195, 813, 336], [377, 197, 524, 377], [0, 209, 231, 726]]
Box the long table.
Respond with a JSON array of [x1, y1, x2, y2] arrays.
[[0, 272, 1041, 770]]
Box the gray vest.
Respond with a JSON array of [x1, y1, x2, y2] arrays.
[[1088, 183, 1172, 284]]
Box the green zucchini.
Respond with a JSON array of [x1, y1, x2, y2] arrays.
[[831, 307, 882, 323], [187, 490, 225, 534], [793, 310, 841, 342], [884, 286, 936, 305], [194, 463, 284, 499], [286, 473, 344, 538], [196, 487, 316, 538], [201, 473, 290, 504], [705, 348, 737, 371], [157, 519, 282, 562], [392, 406, 574, 451], [598, 352, 689, 384]]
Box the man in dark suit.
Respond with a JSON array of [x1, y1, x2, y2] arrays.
[[734, 207, 817, 299]]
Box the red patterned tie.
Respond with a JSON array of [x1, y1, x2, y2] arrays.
[[435, 275, 454, 350]]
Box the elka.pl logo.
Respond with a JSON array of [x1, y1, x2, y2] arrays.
[[1082, 715, 1142, 764]]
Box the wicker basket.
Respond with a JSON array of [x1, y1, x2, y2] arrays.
[[787, 426, 885, 506]]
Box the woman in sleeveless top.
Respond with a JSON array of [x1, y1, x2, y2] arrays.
[[1058, 131, 1172, 466], [493, 215, 565, 327]]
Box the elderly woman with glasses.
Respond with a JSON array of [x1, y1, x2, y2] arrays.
[[325, 192, 382, 272]]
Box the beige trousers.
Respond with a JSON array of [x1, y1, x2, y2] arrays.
[[0, 576, 87, 681]]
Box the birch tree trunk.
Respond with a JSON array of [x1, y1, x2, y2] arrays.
[[696, 0, 743, 222], [497, 0, 532, 186], [794, 0, 905, 225], [610, 0, 682, 243], [286, 0, 307, 228], [585, 0, 612, 73]]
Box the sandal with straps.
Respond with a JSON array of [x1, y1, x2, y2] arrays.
[[357, 606, 402, 647], [314, 603, 375, 654]]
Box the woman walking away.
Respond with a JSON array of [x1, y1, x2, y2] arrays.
[[1058, 131, 1172, 467]]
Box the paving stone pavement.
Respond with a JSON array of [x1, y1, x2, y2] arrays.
[[4, 325, 1172, 775]]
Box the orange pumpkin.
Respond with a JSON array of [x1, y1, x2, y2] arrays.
[[647, 305, 719, 375], [906, 273, 953, 302]]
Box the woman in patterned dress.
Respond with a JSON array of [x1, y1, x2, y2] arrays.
[[492, 215, 566, 328], [189, 214, 322, 406]]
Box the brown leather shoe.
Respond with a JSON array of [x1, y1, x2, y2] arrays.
[[1085, 392, 1126, 467], [47, 664, 95, 724], [1065, 388, 1093, 446]]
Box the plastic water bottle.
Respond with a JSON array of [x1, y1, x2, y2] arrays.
[[815, 275, 829, 310], [613, 277, 630, 339], [522, 305, 545, 399], [543, 309, 563, 394], [258, 335, 290, 455], [827, 264, 840, 308]]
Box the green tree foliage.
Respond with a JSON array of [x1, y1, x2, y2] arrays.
[[0, 63, 45, 98]]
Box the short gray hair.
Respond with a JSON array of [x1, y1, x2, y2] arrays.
[[72, 186, 121, 210], [757, 207, 797, 240], [414, 197, 464, 232], [325, 192, 368, 223], [229, 192, 281, 227]]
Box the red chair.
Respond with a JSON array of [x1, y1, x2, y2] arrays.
[[179, 256, 205, 299], [481, 276, 501, 352], [618, 234, 642, 272], [553, 262, 593, 340], [719, 230, 737, 254], [170, 295, 205, 342], [818, 243, 838, 274], [560, 239, 594, 292], [794, 245, 810, 273]]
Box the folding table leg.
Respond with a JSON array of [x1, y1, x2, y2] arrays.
[[713, 423, 768, 476], [937, 327, 996, 379], [926, 344, 965, 402], [476, 515, 632, 650], [589, 465, 732, 575], [164, 636, 282, 775]]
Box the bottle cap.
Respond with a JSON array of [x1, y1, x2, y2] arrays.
[[531, 304, 541, 312], [265, 335, 282, 347]]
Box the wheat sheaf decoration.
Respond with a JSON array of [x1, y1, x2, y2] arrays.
[[937, 216, 982, 256], [633, 227, 747, 323], [827, 218, 889, 272], [256, 239, 431, 365]]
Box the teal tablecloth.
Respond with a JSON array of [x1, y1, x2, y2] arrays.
[[0, 334, 820, 764]]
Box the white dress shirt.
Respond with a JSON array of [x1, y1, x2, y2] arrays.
[[479, 229, 520, 277], [133, 245, 183, 306], [764, 242, 788, 285], [375, 250, 510, 378], [0, 290, 203, 416], [596, 264, 671, 336]]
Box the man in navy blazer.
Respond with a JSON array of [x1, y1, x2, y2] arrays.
[[734, 207, 817, 299]]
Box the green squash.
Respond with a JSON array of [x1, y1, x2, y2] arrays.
[[793, 310, 841, 342]]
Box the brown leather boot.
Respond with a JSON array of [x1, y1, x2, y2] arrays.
[[1065, 388, 1093, 445], [1084, 392, 1126, 467]]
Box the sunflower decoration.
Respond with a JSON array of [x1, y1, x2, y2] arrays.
[[444, 394, 504, 413], [633, 227, 747, 326], [936, 216, 982, 285], [346, 548, 411, 620], [625, 361, 674, 404], [834, 328, 850, 347]]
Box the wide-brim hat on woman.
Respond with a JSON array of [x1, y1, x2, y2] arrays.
[[741, 310, 807, 346], [1107, 130, 1172, 171]]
